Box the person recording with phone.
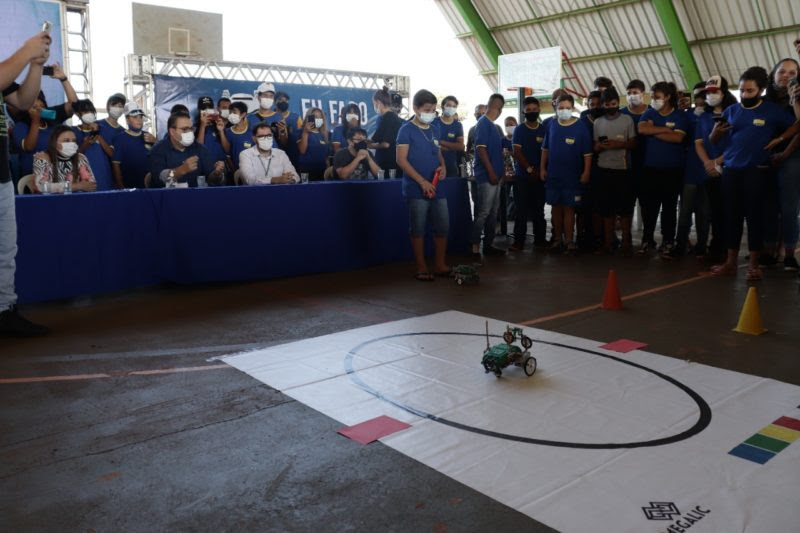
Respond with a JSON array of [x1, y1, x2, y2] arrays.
[[196, 95, 229, 184], [296, 108, 329, 181], [72, 98, 114, 191]]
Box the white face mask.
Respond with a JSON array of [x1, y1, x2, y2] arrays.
[[180, 131, 195, 147], [345, 113, 359, 123], [693, 106, 705, 116], [505, 125, 515, 135], [651, 99, 665, 111], [220, 109, 230, 119], [259, 97, 274, 110], [443, 106, 457, 117], [556, 109, 573, 121], [108, 106, 124, 119], [257, 137, 273, 151], [314, 118, 324, 129], [706, 93, 723, 107], [80, 113, 96, 124], [627, 93, 643, 106], [418, 112, 436, 124], [58, 141, 78, 159], [228, 113, 241, 125]]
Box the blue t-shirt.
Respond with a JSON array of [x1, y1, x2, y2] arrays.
[[621, 107, 647, 169], [721, 100, 795, 169], [433, 116, 464, 173], [331, 125, 353, 151], [542, 118, 592, 180], [512, 121, 544, 176], [396, 121, 440, 199], [684, 111, 706, 185], [149, 139, 215, 188], [73, 126, 114, 191], [695, 111, 729, 160], [473, 115, 504, 183], [224, 125, 254, 170], [111, 129, 152, 188], [641, 107, 689, 168], [98, 119, 124, 147], [296, 130, 329, 174], [13, 121, 53, 175], [502, 136, 513, 151], [199, 127, 227, 164], [580, 114, 596, 137], [247, 110, 281, 128]]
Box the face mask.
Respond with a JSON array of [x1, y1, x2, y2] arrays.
[[443, 106, 457, 117], [556, 109, 572, 121], [419, 112, 436, 124], [354, 140, 367, 151], [129, 125, 142, 133], [694, 106, 705, 116], [228, 113, 241, 125], [605, 106, 619, 116], [259, 97, 274, 110], [627, 94, 643, 106], [741, 96, 761, 107], [180, 131, 195, 147], [651, 99, 665, 111], [524, 111, 539, 122], [589, 108, 604, 118], [58, 141, 78, 159], [276, 101, 289, 112], [220, 109, 230, 119], [108, 106, 124, 119], [314, 118, 324, 129], [505, 125, 515, 135], [706, 93, 723, 107], [345, 113, 359, 123], [80, 113, 96, 124], [257, 137, 273, 151]]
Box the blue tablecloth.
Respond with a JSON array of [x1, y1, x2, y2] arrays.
[[15, 178, 472, 303]]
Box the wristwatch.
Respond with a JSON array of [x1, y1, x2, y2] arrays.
[[168, 170, 175, 181], [526, 166, 534, 173]]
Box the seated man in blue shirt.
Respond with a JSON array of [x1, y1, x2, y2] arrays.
[[149, 112, 225, 187]]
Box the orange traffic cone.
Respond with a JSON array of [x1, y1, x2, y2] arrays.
[[602, 269, 623, 310], [733, 286, 767, 335]]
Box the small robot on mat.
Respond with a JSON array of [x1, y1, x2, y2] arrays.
[[481, 322, 537, 378]]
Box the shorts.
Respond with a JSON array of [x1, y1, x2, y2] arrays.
[[407, 197, 450, 237], [594, 167, 635, 217], [546, 185, 583, 207]]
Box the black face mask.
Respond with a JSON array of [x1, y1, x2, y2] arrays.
[[276, 101, 289, 112], [741, 96, 761, 107], [354, 140, 367, 151], [604, 106, 619, 115], [589, 108, 604, 118], [524, 111, 540, 122]]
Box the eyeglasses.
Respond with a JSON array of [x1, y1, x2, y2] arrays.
[[256, 135, 274, 140]]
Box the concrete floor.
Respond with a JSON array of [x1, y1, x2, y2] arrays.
[[2, 239, 799, 532]]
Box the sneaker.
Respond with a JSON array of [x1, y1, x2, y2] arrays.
[[636, 241, 655, 255], [0, 305, 49, 337], [482, 246, 506, 257], [759, 254, 779, 267], [784, 256, 800, 271]]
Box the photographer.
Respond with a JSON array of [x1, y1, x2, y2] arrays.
[[333, 128, 380, 180], [196, 96, 229, 184], [296, 107, 329, 181]]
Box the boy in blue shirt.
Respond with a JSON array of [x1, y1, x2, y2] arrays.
[[540, 93, 593, 253], [471, 93, 507, 260], [224, 102, 252, 172], [396, 89, 448, 281], [111, 102, 155, 189], [510, 96, 546, 251], [73, 99, 115, 190], [98, 93, 126, 143]]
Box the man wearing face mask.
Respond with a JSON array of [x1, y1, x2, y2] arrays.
[[274, 91, 301, 156], [239, 123, 298, 185], [247, 82, 281, 128], [224, 102, 252, 172], [73, 98, 115, 191], [111, 102, 156, 189], [433, 95, 464, 177], [510, 96, 547, 251], [97, 93, 126, 143], [334, 128, 381, 180], [466, 104, 486, 155], [217, 95, 232, 125], [149, 112, 225, 188]]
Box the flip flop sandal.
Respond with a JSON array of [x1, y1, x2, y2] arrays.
[[746, 267, 763, 282], [710, 264, 737, 276], [415, 272, 435, 282]]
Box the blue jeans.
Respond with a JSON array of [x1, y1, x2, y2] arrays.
[[407, 197, 449, 238], [471, 181, 501, 246], [0, 181, 17, 310], [779, 151, 800, 249]]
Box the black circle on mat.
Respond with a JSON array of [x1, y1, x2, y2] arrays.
[[344, 332, 712, 449]]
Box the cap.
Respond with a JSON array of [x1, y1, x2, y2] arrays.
[[198, 96, 214, 108], [704, 75, 722, 92], [221, 89, 231, 99], [257, 82, 275, 94], [124, 101, 144, 116], [108, 92, 126, 104]]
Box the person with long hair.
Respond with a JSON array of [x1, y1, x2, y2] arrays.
[[32, 125, 96, 193], [369, 86, 403, 175], [331, 103, 361, 154], [296, 107, 330, 181]]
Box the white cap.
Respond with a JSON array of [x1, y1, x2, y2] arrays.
[[257, 82, 275, 94], [123, 101, 144, 116]]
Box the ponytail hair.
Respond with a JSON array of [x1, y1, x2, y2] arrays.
[[373, 86, 391, 107]]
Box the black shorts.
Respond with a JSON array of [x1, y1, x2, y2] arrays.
[[594, 167, 635, 217]]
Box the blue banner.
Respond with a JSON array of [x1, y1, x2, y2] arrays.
[[152, 75, 379, 137]]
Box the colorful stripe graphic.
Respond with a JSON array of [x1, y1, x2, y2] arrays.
[[729, 415, 800, 464]]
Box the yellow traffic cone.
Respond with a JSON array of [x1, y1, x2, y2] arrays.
[[733, 287, 767, 335]]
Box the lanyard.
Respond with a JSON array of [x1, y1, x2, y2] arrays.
[[258, 153, 273, 178]]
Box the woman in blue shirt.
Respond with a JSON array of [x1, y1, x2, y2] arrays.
[[433, 95, 464, 177], [636, 82, 688, 254], [709, 67, 796, 281], [196, 96, 229, 184], [296, 107, 329, 181], [331, 103, 361, 154], [396, 89, 447, 281]]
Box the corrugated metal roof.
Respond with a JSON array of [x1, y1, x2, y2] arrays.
[[434, 0, 800, 96]]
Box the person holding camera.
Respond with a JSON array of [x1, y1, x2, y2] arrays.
[[72, 98, 114, 191], [333, 128, 380, 180], [239, 122, 298, 185], [296, 107, 329, 181]]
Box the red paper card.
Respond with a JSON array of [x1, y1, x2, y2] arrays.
[[599, 339, 648, 353], [337, 415, 411, 445]]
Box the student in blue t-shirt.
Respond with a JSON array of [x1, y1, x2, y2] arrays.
[[510, 96, 546, 251], [432, 95, 464, 177], [396, 89, 448, 282], [72, 99, 115, 190], [224, 102, 253, 173], [111, 102, 155, 189], [196, 95, 229, 185], [248, 82, 282, 127], [709, 67, 796, 282], [471, 93, 507, 260], [636, 81, 689, 254], [296, 107, 330, 181], [97, 93, 126, 146], [331, 103, 362, 154], [540, 93, 593, 253]]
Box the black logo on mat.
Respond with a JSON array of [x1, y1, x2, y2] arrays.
[[642, 502, 681, 521]]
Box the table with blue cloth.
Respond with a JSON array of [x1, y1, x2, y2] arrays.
[[15, 178, 472, 303]]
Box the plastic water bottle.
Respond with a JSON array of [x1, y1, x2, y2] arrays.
[[197, 175, 207, 188], [64, 180, 71, 194]]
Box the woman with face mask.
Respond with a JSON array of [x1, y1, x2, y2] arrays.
[[368, 86, 404, 176], [296, 107, 330, 181], [636, 81, 689, 255], [72, 99, 114, 191], [32, 125, 96, 193], [709, 66, 797, 281], [432, 95, 464, 177], [97, 93, 126, 142], [331, 103, 361, 154]]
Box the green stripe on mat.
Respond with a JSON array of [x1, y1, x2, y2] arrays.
[[745, 433, 791, 453]]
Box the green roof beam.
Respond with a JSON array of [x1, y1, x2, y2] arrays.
[[651, 0, 702, 87], [451, 0, 502, 70]]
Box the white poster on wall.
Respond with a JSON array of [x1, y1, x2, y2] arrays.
[[498, 46, 562, 96]]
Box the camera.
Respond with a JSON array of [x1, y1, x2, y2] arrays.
[[43, 66, 54, 76]]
